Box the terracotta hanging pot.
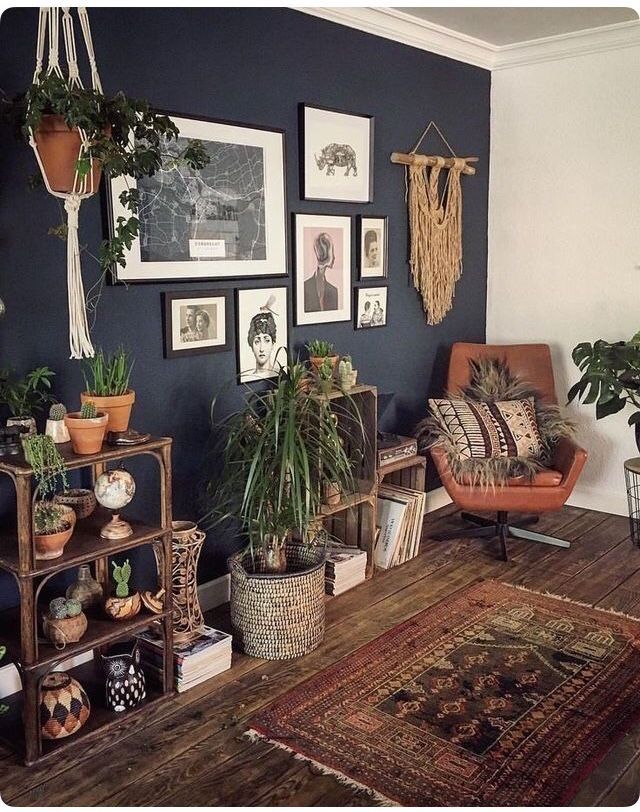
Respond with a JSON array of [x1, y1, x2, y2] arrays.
[[33, 114, 104, 195]]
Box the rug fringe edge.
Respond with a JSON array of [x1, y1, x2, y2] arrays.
[[244, 728, 398, 806], [504, 581, 640, 621]]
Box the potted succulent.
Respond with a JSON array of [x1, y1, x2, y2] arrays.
[[306, 339, 339, 375], [0, 366, 56, 435], [81, 347, 135, 432], [104, 559, 141, 621], [23, 433, 75, 560], [204, 359, 362, 659], [317, 357, 334, 395], [43, 597, 87, 647], [45, 403, 70, 444], [64, 401, 108, 455], [568, 332, 640, 450]]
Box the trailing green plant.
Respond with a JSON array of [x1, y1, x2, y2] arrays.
[[0, 366, 55, 417], [306, 339, 335, 358], [34, 502, 71, 535], [49, 403, 67, 421], [568, 332, 640, 426], [22, 434, 68, 499], [202, 358, 364, 573], [4, 73, 210, 274], [112, 559, 132, 598], [80, 401, 97, 420], [82, 347, 134, 396]]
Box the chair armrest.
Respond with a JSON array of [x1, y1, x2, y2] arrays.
[[552, 437, 588, 489], [430, 444, 458, 491]]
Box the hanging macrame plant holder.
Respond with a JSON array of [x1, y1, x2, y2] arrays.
[[28, 7, 104, 358], [391, 122, 477, 326]]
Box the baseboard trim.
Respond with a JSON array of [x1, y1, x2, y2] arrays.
[[567, 485, 628, 518]]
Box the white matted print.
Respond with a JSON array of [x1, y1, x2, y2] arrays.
[[300, 104, 373, 203], [108, 115, 287, 281], [163, 290, 231, 358], [356, 286, 387, 329], [358, 216, 388, 279], [294, 214, 351, 326], [237, 287, 288, 383]]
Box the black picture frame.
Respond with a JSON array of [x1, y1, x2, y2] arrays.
[[106, 111, 289, 284], [235, 285, 289, 385], [357, 215, 388, 280], [299, 103, 374, 203], [162, 289, 232, 358], [354, 286, 388, 330]]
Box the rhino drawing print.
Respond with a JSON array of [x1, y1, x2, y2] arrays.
[[315, 143, 358, 177]]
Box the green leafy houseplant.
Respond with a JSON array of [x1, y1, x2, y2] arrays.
[[0, 366, 55, 418], [6, 73, 209, 274], [203, 359, 362, 574], [306, 339, 335, 359], [568, 333, 640, 442], [82, 347, 133, 397]]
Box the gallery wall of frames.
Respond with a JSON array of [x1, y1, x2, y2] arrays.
[[0, 7, 490, 591]]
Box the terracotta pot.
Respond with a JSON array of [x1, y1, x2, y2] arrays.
[[33, 114, 103, 195], [323, 481, 342, 506], [310, 355, 339, 374], [64, 411, 108, 455], [80, 391, 135, 432], [34, 505, 76, 560], [43, 611, 88, 647], [104, 592, 141, 621]]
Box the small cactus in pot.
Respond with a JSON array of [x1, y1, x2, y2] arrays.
[[44, 597, 88, 646], [104, 559, 141, 620], [80, 401, 97, 420], [45, 402, 70, 443], [64, 400, 108, 455], [49, 597, 68, 619], [49, 403, 67, 421]]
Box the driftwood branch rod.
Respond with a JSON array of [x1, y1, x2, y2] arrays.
[[390, 152, 478, 175]]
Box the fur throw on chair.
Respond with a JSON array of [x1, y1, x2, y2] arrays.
[[416, 357, 574, 487]]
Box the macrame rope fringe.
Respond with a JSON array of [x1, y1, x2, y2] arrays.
[[65, 197, 93, 359]]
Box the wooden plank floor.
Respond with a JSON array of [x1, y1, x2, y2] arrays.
[[1, 503, 640, 806]]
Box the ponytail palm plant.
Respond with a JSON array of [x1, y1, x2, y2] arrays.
[[203, 359, 363, 574]]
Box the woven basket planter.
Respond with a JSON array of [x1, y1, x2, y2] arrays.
[[228, 542, 326, 660]]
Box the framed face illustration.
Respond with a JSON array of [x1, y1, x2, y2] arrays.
[[236, 287, 288, 383], [358, 216, 388, 279]]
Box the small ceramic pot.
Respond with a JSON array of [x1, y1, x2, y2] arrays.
[[55, 488, 97, 520], [323, 481, 342, 506], [350, 369, 358, 387], [40, 671, 90, 739], [81, 390, 135, 433], [104, 591, 141, 621], [310, 355, 338, 374], [64, 411, 108, 455], [42, 611, 88, 648], [101, 640, 146, 712], [66, 563, 103, 609], [45, 418, 70, 444], [7, 416, 36, 436], [34, 505, 76, 560]]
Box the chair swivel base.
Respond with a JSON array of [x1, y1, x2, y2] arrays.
[[433, 511, 570, 562]]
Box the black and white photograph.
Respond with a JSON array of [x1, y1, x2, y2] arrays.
[[237, 287, 288, 383], [355, 286, 388, 329], [108, 115, 287, 281], [358, 216, 388, 279], [294, 213, 352, 326], [300, 104, 374, 203], [162, 290, 231, 358]]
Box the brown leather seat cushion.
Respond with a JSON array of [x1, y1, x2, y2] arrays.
[[459, 468, 563, 487]]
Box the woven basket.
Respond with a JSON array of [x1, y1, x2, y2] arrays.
[[228, 542, 326, 660]]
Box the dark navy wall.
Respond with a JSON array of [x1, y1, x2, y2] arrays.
[[0, 8, 489, 605]]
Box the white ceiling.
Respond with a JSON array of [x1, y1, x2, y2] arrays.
[[394, 7, 638, 46]]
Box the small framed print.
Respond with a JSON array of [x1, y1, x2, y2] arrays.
[[358, 216, 388, 279], [294, 213, 352, 326], [299, 103, 374, 203], [163, 290, 232, 358], [237, 286, 288, 383], [355, 286, 388, 329]]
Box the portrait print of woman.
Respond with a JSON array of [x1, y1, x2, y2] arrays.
[[358, 216, 387, 279], [238, 287, 289, 383]]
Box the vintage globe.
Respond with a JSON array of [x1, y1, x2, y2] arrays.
[[94, 468, 136, 511]]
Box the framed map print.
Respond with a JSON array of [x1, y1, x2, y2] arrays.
[[107, 114, 287, 281]]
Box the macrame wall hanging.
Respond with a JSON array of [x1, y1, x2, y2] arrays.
[[391, 122, 477, 326], [29, 7, 103, 358]]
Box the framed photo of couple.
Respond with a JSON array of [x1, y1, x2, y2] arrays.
[[163, 290, 232, 358]]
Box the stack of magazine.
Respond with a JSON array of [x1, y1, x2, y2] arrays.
[[374, 484, 426, 569], [325, 546, 367, 595], [136, 625, 232, 693]]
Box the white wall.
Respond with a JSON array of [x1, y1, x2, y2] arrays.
[[488, 45, 640, 515]]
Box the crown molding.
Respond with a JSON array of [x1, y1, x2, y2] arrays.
[[297, 8, 640, 71]]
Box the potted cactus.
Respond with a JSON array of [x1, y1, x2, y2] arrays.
[[306, 339, 338, 375], [43, 597, 87, 647], [80, 347, 135, 432], [104, 559, 141, 620], [45, 403, 70, 444], [317, 357, 334, 395], [64, 401, 108, 454], [338, 356, 358, 390]]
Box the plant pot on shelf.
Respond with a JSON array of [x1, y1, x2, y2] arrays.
[[33, 114, 104, 195], [228, 541, 326, 660], [7, 416, 36, 436], [64, 411, 108, 454], [80, 390, 135, 433], [55, 488, 97, 520], [40, 671, 90, 740], [318, 379, 333, 395], [323, 481, 342, 507], [45, 418, 70, 444], [34, 505, 76, 560], [310, 355, 338, 375], [104, 591, 141, 621], [65, 563, 103, 609], [42, 611, 88, 648]]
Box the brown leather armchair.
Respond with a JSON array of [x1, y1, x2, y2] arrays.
[[430, 343, 587, 560]]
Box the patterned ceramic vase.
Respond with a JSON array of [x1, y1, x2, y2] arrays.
[[40, 671, 90, 739], [101, 640, 146, 712], [66, 563, 103, 609]]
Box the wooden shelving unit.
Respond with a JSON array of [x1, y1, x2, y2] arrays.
[[0, 437, 174, 766]]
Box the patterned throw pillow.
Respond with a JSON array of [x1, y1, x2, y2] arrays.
[[428, 397, 543, 460]]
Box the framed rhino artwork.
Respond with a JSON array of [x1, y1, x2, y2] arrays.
[[299, 103, 374, 203]]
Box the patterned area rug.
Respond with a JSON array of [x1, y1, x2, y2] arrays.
[[247, 580, 640, 806]]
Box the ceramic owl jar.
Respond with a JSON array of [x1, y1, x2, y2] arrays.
[[101, 640, 146, 712]]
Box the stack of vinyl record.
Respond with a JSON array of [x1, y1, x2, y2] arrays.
[[325, 546, 367, 595], [374, 484, 426, 569]]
